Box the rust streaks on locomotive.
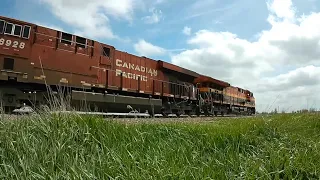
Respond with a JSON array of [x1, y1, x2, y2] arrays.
[[0, 15, 256, 116]]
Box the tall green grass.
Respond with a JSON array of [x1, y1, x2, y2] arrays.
[[0, 113, 319, 179]]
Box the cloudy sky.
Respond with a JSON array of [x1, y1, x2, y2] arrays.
[[1, 0, 320, 113]]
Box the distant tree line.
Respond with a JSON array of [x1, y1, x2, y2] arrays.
[[256, 108, 319, 115]]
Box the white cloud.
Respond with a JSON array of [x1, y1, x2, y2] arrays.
[[266, 0, 296, 23], [256, 66, 320, 93], [133, 39, 187, 57], [256, 66, 320, 112], [182, 26, 191, 36], [38, 0, 141, 39], [141, 8, 163, 24], [171, 0, 320, 112], [134, 39, 166, 57]]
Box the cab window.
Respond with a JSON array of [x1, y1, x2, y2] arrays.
[[4, 22, 13, 35], [3, 22, 23, 37], [13, 24, 22, 36], [0, 20, 5, 34], [102, 47, 110, 57], [22, 26, 31, 39]]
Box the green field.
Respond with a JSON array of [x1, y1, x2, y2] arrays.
[[0, 113, 319, 179]]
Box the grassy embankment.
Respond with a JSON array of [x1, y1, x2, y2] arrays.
[[0, 112, 319, 179]]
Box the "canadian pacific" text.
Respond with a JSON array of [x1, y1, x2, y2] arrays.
[[115, 59, 158, 82]]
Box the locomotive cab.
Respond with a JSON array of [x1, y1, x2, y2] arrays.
[[197, 82, 224, 103], [194, 75, 230, 103], [0, 16, 35, 112], [245, 90, 255, 111], [194, 75, 230, 116], [0, 17, 32, 82], [245, 90, 254, 102]]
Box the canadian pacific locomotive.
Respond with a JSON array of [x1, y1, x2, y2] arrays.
[[0, 15, 255, 116]]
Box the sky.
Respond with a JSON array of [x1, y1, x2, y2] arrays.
[[1, 0, 320, 113]]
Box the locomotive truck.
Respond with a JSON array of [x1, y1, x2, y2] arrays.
[[0, 15, 256, 116]]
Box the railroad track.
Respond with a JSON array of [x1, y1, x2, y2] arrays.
[[1, 115, 254, 126], [1, 109, 254, 121], [1, 105, 255, 121]]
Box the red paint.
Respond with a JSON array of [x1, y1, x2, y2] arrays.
[[0, 15, 254, 106]]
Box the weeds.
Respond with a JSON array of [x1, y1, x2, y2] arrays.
[[0, 112, 318, 179]]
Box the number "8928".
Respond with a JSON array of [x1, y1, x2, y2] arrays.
[[0, 38, 25, 49]]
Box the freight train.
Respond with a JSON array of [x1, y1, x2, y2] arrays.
[[0, 15, 256, 116]]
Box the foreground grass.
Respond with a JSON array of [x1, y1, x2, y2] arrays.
[[0, 113, 319, 179]]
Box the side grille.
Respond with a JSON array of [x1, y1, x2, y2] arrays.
[[3, 58, 14, 70]]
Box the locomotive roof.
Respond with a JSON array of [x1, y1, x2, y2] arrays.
[[0, 15, 238, 90], [158, 60, 200, 78], [194, 75, 230, 88]]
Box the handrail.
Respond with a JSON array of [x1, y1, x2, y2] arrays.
[[89, 65, 197, 97], [89, 65, 196, 88], [33, 32, 199, 97]]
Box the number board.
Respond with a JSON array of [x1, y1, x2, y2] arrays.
[[0, 38, 26, 49]]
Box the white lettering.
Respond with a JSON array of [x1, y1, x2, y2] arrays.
[[115, 69, 148, 82], [12, 41, 18, 48], [142, 76, 147, 81], [129, 63, 134, 70], [153, 69, 157, 76], [136, 74, 140, 80], [116, 69, 122, 76], [116, 59, 122, 67], [123, 62, 128, 69], [141, 66, 145, 72], [128, 72, 133, 79], [0, 38, 26, 49], [135, 65, 140, 72], [115, 59, 158, 82], [19, 42, 25, 49], [5, 40, 12, 46]]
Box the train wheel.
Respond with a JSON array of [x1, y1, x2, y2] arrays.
[[161, 107, 168, 118], [196, 106, 201, 117], [148, 111, 155, 118], [185, 110, 192, 117], [161, 112, 168, 118]]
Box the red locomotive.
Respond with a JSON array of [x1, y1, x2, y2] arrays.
[[0, 15, 255, 116]]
